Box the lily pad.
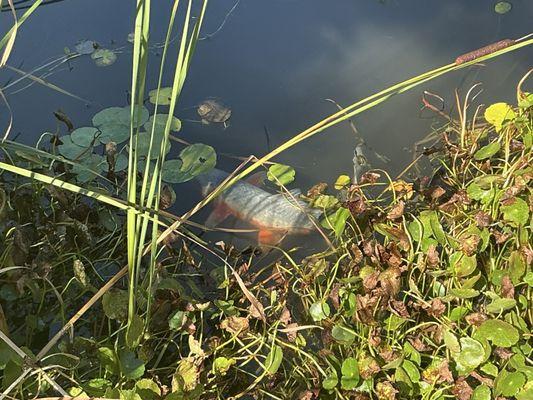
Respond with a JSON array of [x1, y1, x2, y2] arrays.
[[92, 107, 124, 127], [71, 127, 99, 147], [72, 154, 105, 183], [267, 164, 296, 186], [161, 144, 216, 183], [118, 105, 150, 128], [136, 132, 171, 160], [144, 114, 181, 133], [494, 2, 512, 14], [149, 87, 173, 105], [74, 40, 97, 55], [58, 135, 90, 160], [98, 123, 130, 144], [91, 48, 117, 67], [476, 319, 519, 347]]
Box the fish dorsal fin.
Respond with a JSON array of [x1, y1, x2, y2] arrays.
[[245, 171, 267, 187]]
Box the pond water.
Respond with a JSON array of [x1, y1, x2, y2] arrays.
[[1, 0, 532, 239]]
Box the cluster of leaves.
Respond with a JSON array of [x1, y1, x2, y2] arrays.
[[55, 100, 216, 186]]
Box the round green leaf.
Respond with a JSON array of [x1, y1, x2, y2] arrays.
[[340, 357, 359, 390], [112, 152, 128, 172], [484, 102, 515, 131], [92, 107, 123, 127], [267, 163, 296, 186], [477, 319, 519, 347], [309, 301, 330, 322], [213, 357, 235, 376], [119, 350, 145, 380], [136, 132, 171, 160], [118, 105, 150, 127], [496, 371, 525, 397], [264, 345, 283, 374], [454, 337, 485, 374], [71, 127, 99, 147], [474, 142, 501, 160], [149, 87, 173, 105], [494, 2, 512, 14], [322, 371, 338, 390], [74, 40, 97, 55], [98, 123, 129, 144], [501, 197, 529, 226], [144, 114, 181, 132], [472, 385, 491, 400], [72, 154, 105, 183], [486, 298, 516, 314], [91, 48, 117, 67], [161, 144, 216, 184], [58, 135, 90, 160], [97, 347, 119, 375], [334, 174, 351, 190]]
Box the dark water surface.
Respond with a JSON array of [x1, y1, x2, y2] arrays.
[[1, 0, 532, 217]]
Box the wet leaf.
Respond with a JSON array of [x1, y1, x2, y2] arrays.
[[267, 164, 296, 186], [501, 197, 529, 225], [474, 142, 501, 160], [119, 350, 145, 380], [149, 87, 173, 105], [494, 1, 512, 14], [91, 48, 117, 67], [477, 319, 519, 347], [161, 144, 216, 183], [264, 345, 283, 374], [213, 356, 235, 375], [309, 301, 330, 322], [71, 127, 99, 147], [485, 102, 515, 131]]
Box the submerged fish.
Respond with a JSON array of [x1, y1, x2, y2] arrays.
[[196, 168, 321, 246]]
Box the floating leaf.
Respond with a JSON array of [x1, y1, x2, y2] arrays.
[[501, 197, 529, 226], [71, 127, 99, 147], [119, 350, 145, 380], [264, 345, 283, 374], [341, 357, 359, 390], [98, 123, 129, 144], [117, 105, 150, 127], [477, 319, 519, 347], [127, 32, 135, 43], [161, 144, 216, 183], [267, 164, 296, 186], [74, 40, 97, 55], [92, 107, 124, 127], [484, 102, 515, 131], [494, 1, 512, 14], [495, 371, 525, 397], [474, 142, 501, 160], [149, 87, 173, 105], [58, 135, 89, 160], [91, 48, 117, 67], [334, 175, 351, 190], [331, 325, 356, 345], [72, 154, 105, 183], [144, 114, 181, 133], [136, 131, 171, 160], [309, 301, 330, 322]]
